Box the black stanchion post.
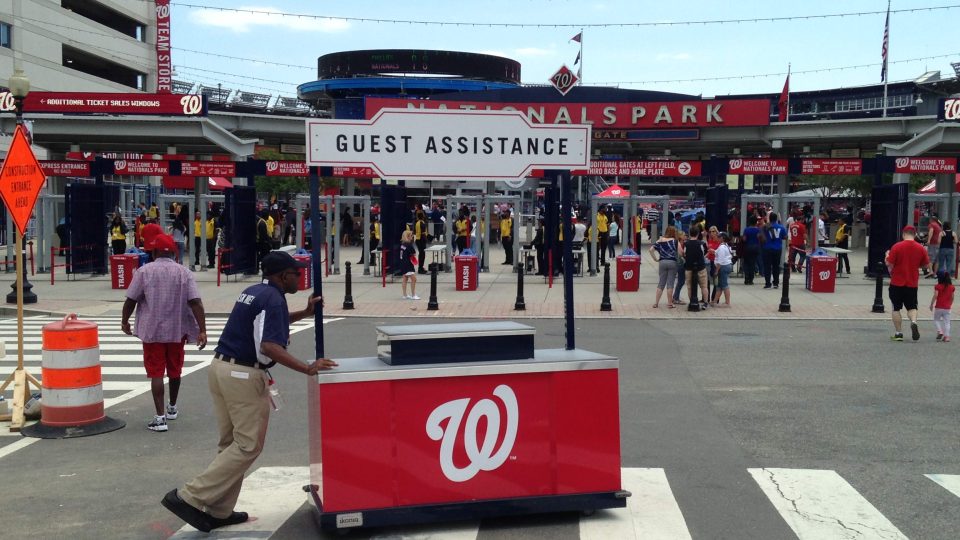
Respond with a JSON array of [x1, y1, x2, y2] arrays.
[[427, 263, 439, 311], [514, 263, 526, 311], [600, 263, 612, 312], [872, 261, 886, 313], [687, 271, 701, 312], [342, 261, 354, 309], [778, 262, 791, 312]]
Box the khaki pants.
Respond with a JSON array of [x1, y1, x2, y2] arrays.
[[179, 358, 270, 519]]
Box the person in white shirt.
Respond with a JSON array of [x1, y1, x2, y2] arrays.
[[711, 232, 735, 306], [572, 219, 586, 244], [817, 212, 828, 245]]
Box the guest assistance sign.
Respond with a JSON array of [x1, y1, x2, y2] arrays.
[[306, 108, 591, 180]]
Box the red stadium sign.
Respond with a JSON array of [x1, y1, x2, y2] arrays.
[[589, 160, 702, 176], [0, 92, 205, 116], [893, 157, 957, 174], [800, 159, 863, 175], [113, 160, 170, 175], [41, 161, 92, 176], [180, 161, 236, 177], [366, 97, 770, 129], [265, 161, 308, 176], [728, 158, 788, 174]]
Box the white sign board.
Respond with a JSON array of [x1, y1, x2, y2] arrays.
[[307, 108, 591, 180]]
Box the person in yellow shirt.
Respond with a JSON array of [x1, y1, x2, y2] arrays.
[[455, 211, 470, 254], [194, 211, 203, 267], [415, 211, 428, 274], [633, 211, 643, 251], [110, 213, 128, 255], [596, 207, 610, 266], [500, 211, 513, 266], [205, 213, 217, 268]]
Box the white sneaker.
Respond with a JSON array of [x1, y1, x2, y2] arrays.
[[165, 404, 178, 420], [148, 416, 168, 432], [410, 295, 421, 300], [402, 295, 411, 299]]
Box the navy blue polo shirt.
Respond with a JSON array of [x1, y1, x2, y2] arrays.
[[215, 280, 290, 368]]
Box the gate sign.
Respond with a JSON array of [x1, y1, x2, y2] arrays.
[[0, 126, 46, 234], [893, 157, 957, 174], [590, 160, 701, 177], [307, 108, 591, 180], [940, 98, 960, 122], [727, 158, 788, 174], [800, 159, 863, 175]]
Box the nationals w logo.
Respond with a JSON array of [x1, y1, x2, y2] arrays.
[[426, 384, 518, 482]]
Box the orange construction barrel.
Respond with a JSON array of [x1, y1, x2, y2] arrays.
[[22, 314, 125, 439]]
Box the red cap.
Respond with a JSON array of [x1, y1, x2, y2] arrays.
[[902, 225, 917, 235], [151, 233, 176, 253], [141, 223, 163, 248]]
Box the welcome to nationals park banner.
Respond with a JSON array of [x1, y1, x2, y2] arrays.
[[7, 157, 955, 179]]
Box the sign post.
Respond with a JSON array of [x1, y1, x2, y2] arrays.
[[0, 125, 47, 431]]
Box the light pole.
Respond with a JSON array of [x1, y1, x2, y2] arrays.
[[5, 68, 37, 304]]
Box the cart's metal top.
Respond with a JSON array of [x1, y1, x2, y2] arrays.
[[316, 348, 617, 384], [376, 321, 535, 342]]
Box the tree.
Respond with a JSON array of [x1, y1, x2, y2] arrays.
[[799, 174, 874, 200], [253, 148, 340, 202]]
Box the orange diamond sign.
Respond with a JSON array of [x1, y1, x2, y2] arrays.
[[0, 125, 46, 235]]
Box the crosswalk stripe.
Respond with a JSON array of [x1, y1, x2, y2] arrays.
[[748, 468, 908, 540], [170, 466, 310, 538], [925, 474, 960, 498], [580, 467, 691, 540]]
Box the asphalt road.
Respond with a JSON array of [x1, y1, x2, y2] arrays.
[[1, 317, 958, 539]]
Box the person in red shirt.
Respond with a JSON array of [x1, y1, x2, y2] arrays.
[[885, 225, 931, 341], [929, 271, 955, 342], [788, 216, 807, 273]]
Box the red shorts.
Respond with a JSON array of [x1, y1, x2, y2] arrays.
[[143, 338, 187, 378]]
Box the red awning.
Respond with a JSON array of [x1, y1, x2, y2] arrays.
[[162, 176, 234, 191], [918, 174, 960, 194], [596, 184, 629, 198]]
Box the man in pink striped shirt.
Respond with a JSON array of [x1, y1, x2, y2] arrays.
[[122, 233, 207, 432]]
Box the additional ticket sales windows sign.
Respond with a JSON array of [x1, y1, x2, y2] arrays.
[[366, 97, 771, 129], [800, 159, 863, 175], [0, 92, 206, 116], [893, 157, 958, 174], [307, 108, 591, 180], [727, 158, 788, 174], [589, 160, 702, 177], [940, 98, 960, 122]]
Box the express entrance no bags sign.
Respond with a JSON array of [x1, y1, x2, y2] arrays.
[[307, 108, 591, 180]]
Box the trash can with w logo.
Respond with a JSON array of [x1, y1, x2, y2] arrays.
[[805, 248, 837, 293]]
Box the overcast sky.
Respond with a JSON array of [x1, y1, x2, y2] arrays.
[[168, 1, 960, 99]]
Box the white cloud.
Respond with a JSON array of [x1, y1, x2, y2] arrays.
[[655, 52, 692, 61], [190, 6, 351, 33]]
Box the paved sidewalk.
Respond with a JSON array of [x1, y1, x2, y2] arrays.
[[0, 246, 935, 321]]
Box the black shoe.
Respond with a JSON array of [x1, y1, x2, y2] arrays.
[[162, 489, 212, 533], [911, 322, 920, 341], [774, 284, 779, 289], [763, 284, 772, 289], [418, 269, 428, 274], [209, 511, 249, 530]]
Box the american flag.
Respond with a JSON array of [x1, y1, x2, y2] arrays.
[[880, 3, 890, 82]]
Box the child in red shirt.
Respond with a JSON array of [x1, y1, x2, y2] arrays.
[[930, 272, 955, 342]]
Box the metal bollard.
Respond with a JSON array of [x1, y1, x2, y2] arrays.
[[687, 270, 701, 311], [514, 263, 526, 311], [342, 262, 354, 310], [427, 263, 439, 311], [600, 263, 612, 312], [872, 261, 886, 313], [778, 262, 791, 312]]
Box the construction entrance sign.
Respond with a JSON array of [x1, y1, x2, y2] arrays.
[[0, 125, 46, 234]]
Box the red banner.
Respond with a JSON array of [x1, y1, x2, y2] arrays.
[[588, 160, 701, 177], [366, 97, 771, 129], [180, 161, 236, 177], [800, 159, 863, 175], [156, 0, 172, 93], [40, 161, 92, 176], [893, 157, 958, 174], [0, 92, 205, 116], [727, 158, 788, 174], [113, 160, 170, 175], [332, 166, 379, 178], [265, 161, 308, 176]]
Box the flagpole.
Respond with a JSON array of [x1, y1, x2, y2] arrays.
[[882, 0, 890, 118], [578, 28, 583, 84]]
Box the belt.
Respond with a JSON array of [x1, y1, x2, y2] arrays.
[[214, 353, 261, 369]]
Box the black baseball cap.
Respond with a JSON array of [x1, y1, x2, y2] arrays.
[[261, 251, 309, 276]]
